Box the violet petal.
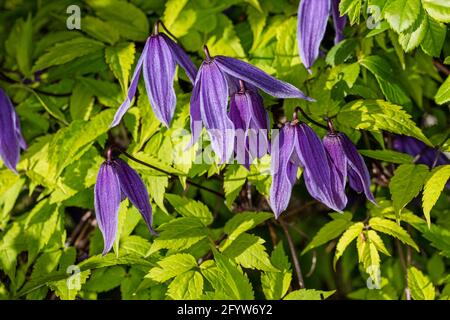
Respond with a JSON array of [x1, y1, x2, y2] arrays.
[[270, 125, 298, 218], [143, 35, 177, 127], [94, 161, 122, 255], [0, 88, 22, 173], [198, 61, 235, 163], [331, 0, 347, 44], [111, 38, 149, 127], [214, 56, 312, 100], [339, 133, 376, 204], [297, 0, 330, 71], [161, 34, 197, 84], [296, 123, 346, 212], [114, 159, 156, 235]]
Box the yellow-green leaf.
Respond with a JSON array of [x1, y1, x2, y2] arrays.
[[105, 42, 136, 94], [389, 164, 429, 216], [422, 165, 450, 227], [408, 267, 435, 300], [369, 217, 419, 251], [333, 222, 364, 268]]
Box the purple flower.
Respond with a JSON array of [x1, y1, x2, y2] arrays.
[[392, 135, 450, 168], [111, 23, 197, 128], [190, 46, 312, 163], [297, 0, 347, 71], [0, 88, 27, 173], [269, 120, 346, 218], [228, 80, 270, 169], [331, 0, 346, 44], [95, 156, 155, 254], [323, 130, 376, 204]]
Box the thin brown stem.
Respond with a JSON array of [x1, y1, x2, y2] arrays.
[[280, 219, 305, 289], [121, 150, 225, 198], [433, 60, 450, 76], [396, 240, 411, 300], [295, 106, 328, 130]]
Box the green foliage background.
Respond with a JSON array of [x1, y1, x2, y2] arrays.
[[0, 0, 450, 300]]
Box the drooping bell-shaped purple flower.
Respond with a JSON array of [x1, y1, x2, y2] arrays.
[[228, 79, 269, 169], [94, 154, 155, 254], [392, 135, 450, 168], [0, 88, 27, 173], [297, 0, 347, 71], [111, 22, 197, 128], [323, 122, 376, 204], [189, 46, 312, 163], [269, 118, 346, 218]]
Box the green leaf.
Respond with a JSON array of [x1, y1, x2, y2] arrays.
[[422, 0, 450, 23], [167, 270, 204, 300], [367, 230, 391, 256], [32, 37, 104, 72], [326, 63, 360, 89], [408, 267, 435, 300], [427, 254, 445, 283], [401, 213, 450, 256], [83, 16, 120, 45], [222, 233, 277, 271], [420, 18, 447, 57], [384, 0, 421, 33], [28, 90, 68, 125], [78, 77, 122, 107], [359, 149, 413, 164], [146, 175, 168, 213], [326, 40, 358, 66], [339, 0, 362, 25], [284, 289, 335, 300], [435, 76, 450, 105], [119, 235, 152, 257], [162, 0, 189, 31], [223, 164, 248, 207], [357, 231, 380, 280], [224, 212, 273, 240], [48, 270, 91, 300], [389, 164, 429, 216], [238, 0, 259, 11], [337, 100, 432, 146], [208, 252, 254, 300], [302, 212, 354, 254], [84, 266, 126, 292], [70, 83, 94, 121], [105, 42, 135, 94], [165, 194, 213, 226], [48, 109, 115, 180], [369, 217, 419, 251], [261, 244, 292, 300], [86, 0, 149, 41], [147, 253, 197, 282], [205, 14, 245, 58], [149, 217, 208, 254], [398, 10, 428, 52], [333, 222, 364, 268], [422, 165, 450, 227], [359, 56, 411, 106], [17, 14, 33, 77]]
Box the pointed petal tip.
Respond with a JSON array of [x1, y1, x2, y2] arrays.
[[110, 119, 119, 128], [368, 195, 378, 206], [273, 210, 282, 220]]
